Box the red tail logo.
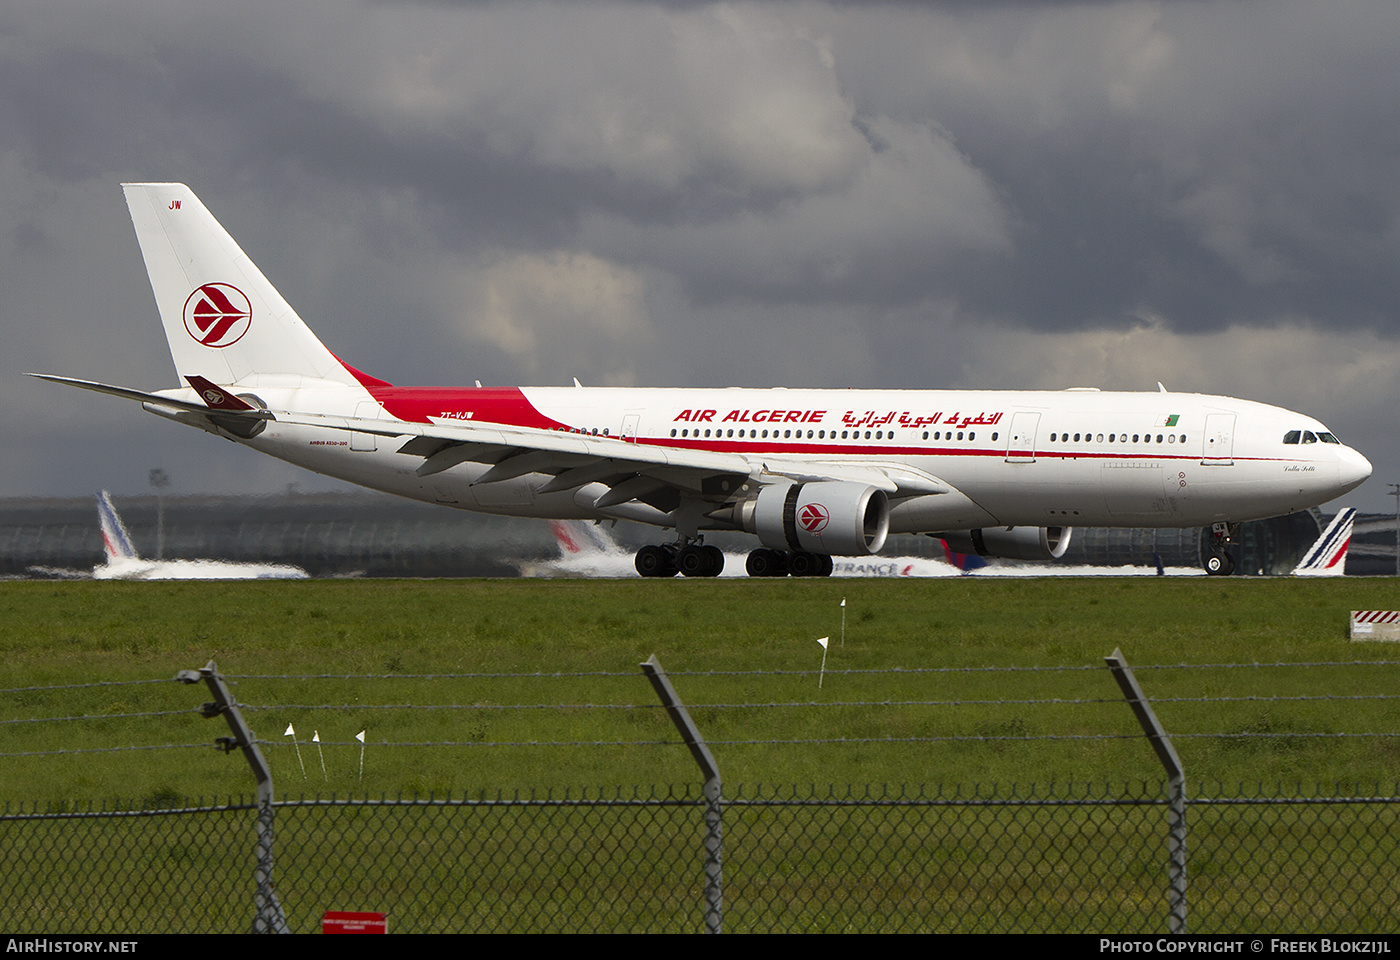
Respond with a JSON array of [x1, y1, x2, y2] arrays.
[[183, 283, 251, 347]]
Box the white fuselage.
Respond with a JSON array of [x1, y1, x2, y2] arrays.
[[156, 382, 1370, 534]]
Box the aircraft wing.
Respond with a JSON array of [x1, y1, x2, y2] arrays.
[[271, 410, 952, 510], [31, 373, 953, 512]]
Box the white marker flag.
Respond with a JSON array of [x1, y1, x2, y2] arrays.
[[356, 730, 367, 781], [285, 723, 306, 779], [817, 636, 830, 688], [313, 730, 327, 781]]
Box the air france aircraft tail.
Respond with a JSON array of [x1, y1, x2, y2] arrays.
[[1294, 508, 1356, 576], [122, 183, 365, 389], [97, 491, 139, 564]]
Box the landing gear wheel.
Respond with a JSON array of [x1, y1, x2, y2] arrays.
[[1205, 551, 1235, 576], [746, 548, 786, 577], [635, 545, 677, 578], [677, 544, 720, 578], [789, 551, 821, 577], [704, 545, 725, 577]]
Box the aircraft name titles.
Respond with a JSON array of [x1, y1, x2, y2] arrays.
[[671, 408, 1006, 429]]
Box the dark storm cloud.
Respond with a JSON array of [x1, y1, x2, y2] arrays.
[[2, 0, 1399, 509]]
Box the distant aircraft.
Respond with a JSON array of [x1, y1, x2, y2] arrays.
[[1293, 508, 1356, 577], [520, 520, 954, 577], [93, 491, 307, 580], [32, 183, 1371, 578]]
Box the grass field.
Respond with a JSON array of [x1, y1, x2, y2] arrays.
[[3, 576, 1400, 805]]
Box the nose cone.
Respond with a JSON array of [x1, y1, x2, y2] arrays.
[[1337, 446, 1373, 496]]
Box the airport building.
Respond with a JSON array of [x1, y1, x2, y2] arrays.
[[0, 492, 1381, 577]]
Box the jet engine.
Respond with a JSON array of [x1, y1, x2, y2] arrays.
[[941, 526, 1073, 561], [736, 481, 890, 556]]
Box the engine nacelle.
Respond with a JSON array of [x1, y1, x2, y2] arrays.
[[738, 481, 890, 556], [941, 526, 1073, 561]]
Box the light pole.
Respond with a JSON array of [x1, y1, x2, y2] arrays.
[[1389, 483, 1400, 577], [149, 468, 170, 560]]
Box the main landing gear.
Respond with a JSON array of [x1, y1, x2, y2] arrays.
[[1203, 521, 1241, 576], [745, 548, 834, 578], [635, 542, 725, 578]]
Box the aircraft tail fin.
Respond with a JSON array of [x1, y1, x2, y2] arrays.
[[121, 183, 369, 388], [937, 538, 988, 574], [549, 519, 621, 557], [96, 491, 139, 564], [1294, 508, 1355, 576]]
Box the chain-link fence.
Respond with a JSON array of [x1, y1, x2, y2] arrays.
[[5, 781, 1400, 933]]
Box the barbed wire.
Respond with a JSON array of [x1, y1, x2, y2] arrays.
[[0, 679, 175, 694], [3, 660, 1398, 700], [0, 743, 222, 759], [221, 660, 1400, 681], [237, 691, 1400, 712], [4, 725, 1397, 761], [0, 709, 202, 726]]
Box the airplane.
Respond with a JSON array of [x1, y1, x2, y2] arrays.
[[30, 184, 1372, 579], [92, 490, 307, 580], [1292, 507, 1356, 577]]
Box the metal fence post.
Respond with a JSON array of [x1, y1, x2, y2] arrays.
[[177, 660, 289, 934], [1105, 647, 1187, 935], [640, 654, 723, 934]]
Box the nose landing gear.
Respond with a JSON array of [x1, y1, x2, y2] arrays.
[[1203, 521, 1241, 576]]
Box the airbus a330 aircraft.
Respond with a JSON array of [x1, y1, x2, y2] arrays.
[[32, 184, 1372, 578]]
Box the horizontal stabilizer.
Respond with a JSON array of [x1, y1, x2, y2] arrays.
[[27, 374, 272, 421]]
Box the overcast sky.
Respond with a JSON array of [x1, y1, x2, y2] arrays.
[[4, 0, 1399, 514]]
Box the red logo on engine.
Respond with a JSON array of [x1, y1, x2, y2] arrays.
[[183, 283, 251, 348], [798, 503, 830, 534]]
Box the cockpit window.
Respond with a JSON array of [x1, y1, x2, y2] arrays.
[[1283, 430, 1301, 444], [1317, 432, 1340, 444], [1302, 431, 1317, 444]]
